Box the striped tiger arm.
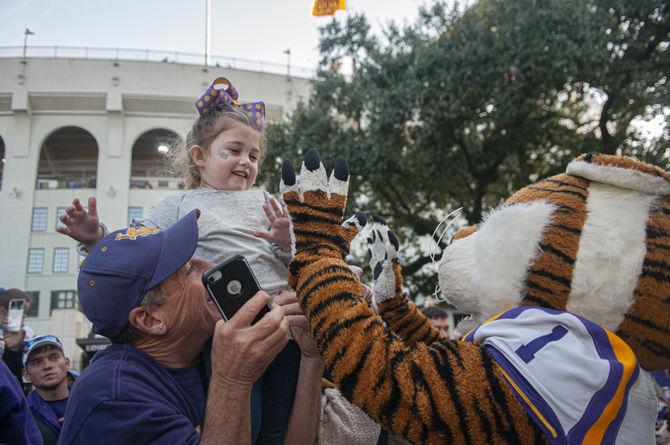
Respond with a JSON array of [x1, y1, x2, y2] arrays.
[[366, 217, 441, 346], [281, 150, 545, 444], [376, 280, 441, 346]]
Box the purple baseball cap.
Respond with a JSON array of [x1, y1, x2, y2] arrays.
[[77, 210, 200, 339]]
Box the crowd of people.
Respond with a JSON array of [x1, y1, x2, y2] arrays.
[[1, 76, 669, 444]]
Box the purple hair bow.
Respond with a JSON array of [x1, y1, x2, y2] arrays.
[[195, 77, 266, 130]]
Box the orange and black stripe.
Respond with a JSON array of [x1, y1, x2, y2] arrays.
[[377, 260, 442, 346], [507, 173, 590, 310], [617, 194, 670, 371]]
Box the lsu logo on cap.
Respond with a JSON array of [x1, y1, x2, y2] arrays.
[[115, 227, 160, 241]]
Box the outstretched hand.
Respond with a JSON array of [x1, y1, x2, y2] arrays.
[[253, 193, 292, 252], [56, 197, 104, 250]]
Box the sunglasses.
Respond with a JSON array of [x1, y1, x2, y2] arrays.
[[22, 335, 62, 354]]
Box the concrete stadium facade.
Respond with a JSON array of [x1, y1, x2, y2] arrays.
[[0, 56, 310, 368]]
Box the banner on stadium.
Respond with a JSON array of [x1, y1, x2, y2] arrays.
[[312, 0, 346, 16]]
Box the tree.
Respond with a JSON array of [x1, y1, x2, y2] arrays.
[[261, 0, 669, 298]]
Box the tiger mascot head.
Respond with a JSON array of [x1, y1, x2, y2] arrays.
[[438, 153, 670, 371]]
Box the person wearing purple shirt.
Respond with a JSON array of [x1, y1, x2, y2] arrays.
[[59, 210, 323, 444], [22, 335, 71, 445], [0, 359, 43, 445]]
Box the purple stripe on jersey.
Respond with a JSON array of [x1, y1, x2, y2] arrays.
[[464, 306, 540, 342], [485, 345, 566, 445], [602, 363, 639, 443], [567, 318, 624, 443]]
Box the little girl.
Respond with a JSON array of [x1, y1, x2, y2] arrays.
[[59, 77, 302, 444]]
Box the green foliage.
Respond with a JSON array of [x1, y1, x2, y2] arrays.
[[260, 0, 669, 299]]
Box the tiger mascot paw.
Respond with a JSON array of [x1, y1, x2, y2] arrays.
[[280, 148, 366, 289], [366, 215, 401, 304]]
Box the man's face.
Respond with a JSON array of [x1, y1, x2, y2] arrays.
[[24, 345, 70, 391], [429, 317, 450, 339], [157, 257, 221, 339]]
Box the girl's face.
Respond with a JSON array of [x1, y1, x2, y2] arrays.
[[193, 122, 262, 191]]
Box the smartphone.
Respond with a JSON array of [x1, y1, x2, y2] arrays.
[[203, 255, 271, 324], [7, 299, 25, 332]]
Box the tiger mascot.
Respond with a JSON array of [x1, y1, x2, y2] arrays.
[[280, 149, 668, 444]]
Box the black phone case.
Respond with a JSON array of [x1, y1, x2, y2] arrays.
[[202, 255, 270, 323]]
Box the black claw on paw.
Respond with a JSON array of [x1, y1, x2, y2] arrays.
[[388, 231, 399, 251], [333, 156, 349, 181], [355, 211, 367, 227], [282, 160, 296, 186], [373, 262, 383, 280], [304, 148, 321, 171], [371, 214, 386, 224]]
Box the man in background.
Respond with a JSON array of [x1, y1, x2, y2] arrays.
[[23, 335, 71, 445], [421, 306, 450, 339]]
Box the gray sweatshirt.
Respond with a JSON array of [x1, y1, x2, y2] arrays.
[[136, 189, 291, 296]]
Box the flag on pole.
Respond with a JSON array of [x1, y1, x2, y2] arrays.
[[311, 0, 346, 16]]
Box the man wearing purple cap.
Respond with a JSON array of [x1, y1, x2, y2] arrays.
[[60, 210, 321, 444]]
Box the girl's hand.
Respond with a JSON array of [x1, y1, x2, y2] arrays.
[[253, 193, 292, 252], [56, 197, 104, 250]]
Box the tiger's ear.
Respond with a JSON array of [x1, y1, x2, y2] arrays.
[[454, 225, 477, 241]]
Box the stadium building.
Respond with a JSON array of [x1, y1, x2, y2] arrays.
[[0, 48, 311, 367]]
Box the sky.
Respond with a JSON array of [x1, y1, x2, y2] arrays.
[[0, 0, 426, 75]]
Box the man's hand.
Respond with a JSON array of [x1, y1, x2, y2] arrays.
[[210, 291, 289, 387], [56, 197, 104, 250], [347, 265, 374, 303], [253, 193, 292, 252], [2, 328, 26, 352], [275, 290, 322, 362]]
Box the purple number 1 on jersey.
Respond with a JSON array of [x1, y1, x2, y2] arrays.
[[515, 325, 568, 363]]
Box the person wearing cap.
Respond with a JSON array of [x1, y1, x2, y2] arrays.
[[22, 335, 70, 445], [65, 369, 79, 387], [60, 210, 323, 444]]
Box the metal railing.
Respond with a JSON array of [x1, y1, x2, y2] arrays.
[[0, 45, 315, 78]]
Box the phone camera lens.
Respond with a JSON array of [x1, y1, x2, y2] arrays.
[[208, 271, 223, 283], [226, 280, 242, 296]]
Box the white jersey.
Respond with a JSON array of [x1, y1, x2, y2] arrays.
[[464, 306, 656, 445]]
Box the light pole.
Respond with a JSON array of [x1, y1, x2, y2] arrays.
[[204, 0, 211, 66], [23, 28, 35, 59], [284, 49, 293, 103], [283, 48, 291, 77]]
